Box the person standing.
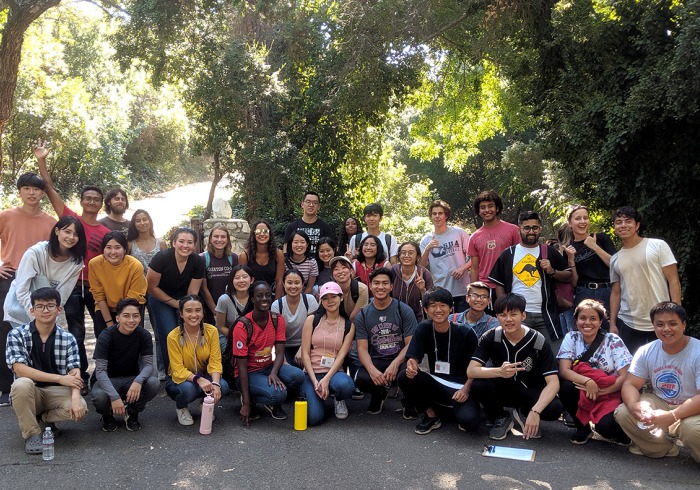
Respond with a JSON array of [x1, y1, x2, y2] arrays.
[[489, 211, 572, 349], [0, 173, 56, 406], [347, 203, 398, 263], [99, 188, 130, 237], [609, 206, 681, 354], [35, 139, 110, 385], [419, 200, 471, 313], [467, 190, 520, 308], [284, 191, 333, 255]]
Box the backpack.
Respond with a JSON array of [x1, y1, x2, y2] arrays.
[[277, 295, 309, 314], [222, 312, 279, 382], [203, 251, 237, 269], [349, 279, 359, 304]]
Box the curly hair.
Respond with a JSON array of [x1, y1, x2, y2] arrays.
[[337, 217, 362, 254], [246, 219, 277, 263], [356, 235, 387, 265]]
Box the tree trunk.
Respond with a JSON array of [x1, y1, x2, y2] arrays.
[[0, 0, 61, 170], [204, 150, 223, 220]]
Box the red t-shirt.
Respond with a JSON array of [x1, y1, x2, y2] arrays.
[[467, 220, 521, 287], [232, 312, 286, 377], [63, 206, 110, 274]]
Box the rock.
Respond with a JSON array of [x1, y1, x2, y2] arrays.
[[211, 197, 232, 219]]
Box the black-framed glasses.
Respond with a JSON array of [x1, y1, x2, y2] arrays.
[[521, 225, 541, 232], [33, 304, 58, 312]]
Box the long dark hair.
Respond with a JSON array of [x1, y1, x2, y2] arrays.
[[356, 234, 386, 264], [177, 294, 206, 347], [316, 236, 337, 271], [127, 209, 156, 241], [337, 217, 362, 253], [49, 216, 86, 264], [226, 264, 254, 296], [247, 219, 277, 263]]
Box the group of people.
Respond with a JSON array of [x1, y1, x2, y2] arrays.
[[1, 145, 697, 464]]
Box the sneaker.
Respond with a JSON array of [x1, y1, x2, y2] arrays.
[[489, 415, 514, 441], [262, 404, 288, 420], [512, 409, 541, 439], [367, 389, 388, 415], [629, 444, 679, 457], [458, 424, 467, 432], [176, 407, 194, 426], [158, 371, 166, 382], [415, 414, 442, 435], [0, 392, 11, 407], [351, 388, 365, 401], [570, 425, 593, 445], [562, 411, 576, 428], [401, 400, 418, 420], [47, 422, 62, 438], [102, 414, 118, 432], [248, 404, 261, 421], [124, 412, 141, 431], [334, 399, 349, 419], [611, 434, 631, 446]]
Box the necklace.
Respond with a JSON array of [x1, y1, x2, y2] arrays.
[[184, 328, 200, 344]]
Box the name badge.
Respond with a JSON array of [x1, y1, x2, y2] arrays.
[[320, 356, 335, 368], [435, 361, 450, 374]]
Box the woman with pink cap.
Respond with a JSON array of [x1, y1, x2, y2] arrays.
[[300, 281, 356, 425]]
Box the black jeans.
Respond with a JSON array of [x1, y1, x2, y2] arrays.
[[559, 378, 626, 439], [471, 377, 563, 420], [355, 358, 407, 401], [63, 283, 98, 380], [617, 318, 656, 356], [398, 370, 480, 431], [0, 272, 15, 393]]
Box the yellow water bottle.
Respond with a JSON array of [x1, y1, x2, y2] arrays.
[[294, 399, 308, 431]]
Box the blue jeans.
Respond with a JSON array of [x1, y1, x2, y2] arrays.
[[165, 374, 230, 409], [147, 295, 180, 372], [559, 308, 575, 335], [301, 372, 355, 426], [574, 285, 611, 330], [64, 283, 98, 380], [91, 375, 161, 414], [235, 364, 304, 406], [144, 293, 165, 374]]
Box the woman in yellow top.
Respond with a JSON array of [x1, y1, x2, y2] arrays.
[[165, 295, 230, 426], [89, 231, 147, 340]]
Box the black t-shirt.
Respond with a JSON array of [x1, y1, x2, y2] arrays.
[[93, 325, 153, 378], [148, 248, 206, 298], [471, 327, 558, 389], [572, 233, 617, 285], [284, 218, 333, 255], [30, 328, 59, 387], [406, 321, 478, 383], [204, 253, 238, 305]]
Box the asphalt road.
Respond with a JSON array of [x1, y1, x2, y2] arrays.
[[1, 327, 698, 490]]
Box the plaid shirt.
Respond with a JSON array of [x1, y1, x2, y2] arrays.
[[6, 321, 80, 374]]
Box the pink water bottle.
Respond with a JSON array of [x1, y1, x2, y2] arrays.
[[200, 393, 215, 435]]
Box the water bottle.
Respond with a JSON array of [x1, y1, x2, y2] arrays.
[[42, 427, 54, 461], [294, 399, 307, 431], [199, 393, 215, 435]]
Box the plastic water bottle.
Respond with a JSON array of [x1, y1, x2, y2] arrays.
[[294, 399, 307, 431], [42, 427, 54, 461], [199, 393, 215, 435]]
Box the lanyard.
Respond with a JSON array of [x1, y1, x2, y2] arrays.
[[322, 316, 342, 356], [431, 324, 451, 363]]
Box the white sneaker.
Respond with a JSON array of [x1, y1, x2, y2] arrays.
[[334, 399, 348, 419], [176, 407, 194, 426]]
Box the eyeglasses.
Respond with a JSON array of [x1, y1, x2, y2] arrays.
[[469, 293, 489, 301], [303, 200, 320, 206], [521, 225, 541, 232], [254, 229, 270, 236], [33, 304, 58, 312], [82, 197, 102, 203]]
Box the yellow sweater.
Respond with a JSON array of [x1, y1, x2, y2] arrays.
[[88, 255, 146, 311], [167, 323, 223, 384]]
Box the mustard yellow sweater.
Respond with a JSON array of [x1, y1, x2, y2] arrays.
[[88, 255, 146, 311], [167, 323, 223, 383]]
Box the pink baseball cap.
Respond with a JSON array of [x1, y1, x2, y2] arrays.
[[319, 282, 343, 299]]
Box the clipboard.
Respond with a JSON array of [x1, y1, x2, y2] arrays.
[[482, 445, 536, 462]]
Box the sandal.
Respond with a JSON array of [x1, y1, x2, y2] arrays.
[[24, 434, 43, 455]]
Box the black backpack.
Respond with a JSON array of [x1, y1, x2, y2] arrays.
[[222, 313, 279, 383]]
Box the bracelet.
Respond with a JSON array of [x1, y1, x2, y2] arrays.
[[671, 410, 679, 422], [530, 409, 541, 415], [211, 382, 221, 388], [584, 378, 593, 386]]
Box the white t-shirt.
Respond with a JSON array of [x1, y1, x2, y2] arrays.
[[271, 294, 319, 347], [629, 338, 700, 406], [348, 231, 398, 260], [420, 226, 470, 297], [557, 331, 632, 375], [610, 238, 676, 331], [510, 244, 542, 313]]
